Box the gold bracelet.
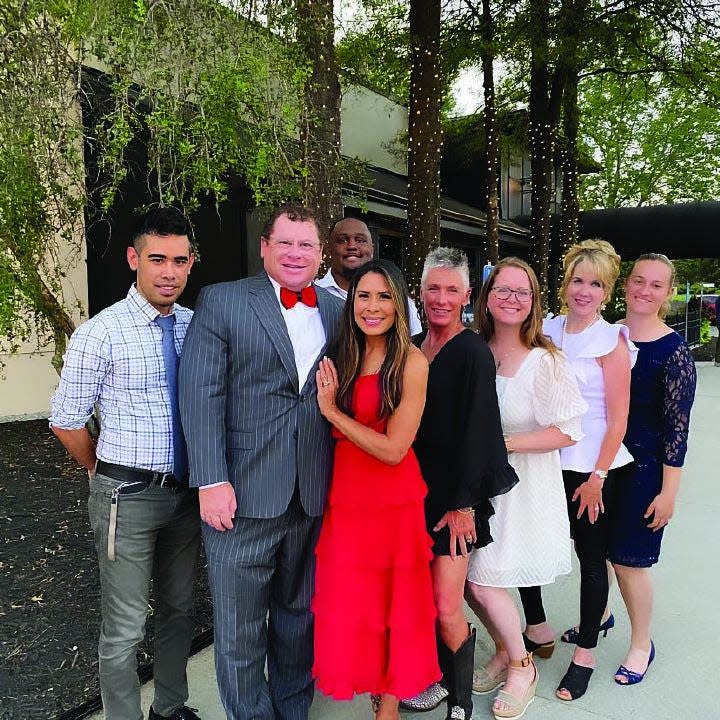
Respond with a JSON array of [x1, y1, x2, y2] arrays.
[[504, 436, 515, 453], [457, 507, 475, 516]]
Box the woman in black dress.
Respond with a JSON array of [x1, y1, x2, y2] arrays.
[[609, 254, 696, 684], [412, 247, 518, 720]]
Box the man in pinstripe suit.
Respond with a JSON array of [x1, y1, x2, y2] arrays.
[[179, 204, 343, 720]]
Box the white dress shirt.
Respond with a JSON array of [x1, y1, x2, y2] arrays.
[[268, 276, 326, 390], [316, 269, 423, 336]]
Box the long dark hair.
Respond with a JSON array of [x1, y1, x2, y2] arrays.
[[335, 260, 411, 419], [475, 257, 557, 354]]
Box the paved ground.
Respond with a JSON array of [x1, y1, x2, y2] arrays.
[[90, 363, 720, 720]]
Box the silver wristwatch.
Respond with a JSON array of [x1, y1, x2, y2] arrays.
[[592, 468, 608, 480]]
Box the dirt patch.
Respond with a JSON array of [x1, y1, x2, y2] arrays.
[[0, 420, 213, 720]]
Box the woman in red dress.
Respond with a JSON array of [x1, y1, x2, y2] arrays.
[[312, 259, 440, 720]]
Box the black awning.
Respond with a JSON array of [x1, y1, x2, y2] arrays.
[[343, 166, 530, 250], [579, 202, 720, 260]]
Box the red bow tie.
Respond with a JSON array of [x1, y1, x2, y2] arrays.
[[280, 285, 318, 309]]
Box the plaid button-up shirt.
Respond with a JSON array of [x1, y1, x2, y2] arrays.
[[50, 285, 193, 472]]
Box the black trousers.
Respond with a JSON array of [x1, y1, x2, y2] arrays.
[[518, 586, 546, 626], [519, 467, 627, 649]]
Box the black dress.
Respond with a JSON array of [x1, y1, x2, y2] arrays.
[[412, 329, 519, 555]]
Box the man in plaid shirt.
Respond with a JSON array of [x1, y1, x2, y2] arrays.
[[50, 207, 202, 720]]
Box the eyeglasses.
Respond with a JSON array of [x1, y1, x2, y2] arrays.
[[267, 238, 320, 253], [491, 286, 533, 301]]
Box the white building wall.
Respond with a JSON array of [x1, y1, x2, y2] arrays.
[[341, 84, 407, 175], [0, 236, 88, 421]]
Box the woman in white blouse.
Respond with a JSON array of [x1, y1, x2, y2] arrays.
[[541, 240, 636, 702], [466, 258, 587, 720]]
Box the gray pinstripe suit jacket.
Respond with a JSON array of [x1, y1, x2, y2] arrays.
[[179, 272, 343, 518]]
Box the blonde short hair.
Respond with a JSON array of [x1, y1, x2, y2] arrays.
[[559, 239, 621, 311]]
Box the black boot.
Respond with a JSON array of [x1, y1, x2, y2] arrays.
[[438, 626, 476, 720]]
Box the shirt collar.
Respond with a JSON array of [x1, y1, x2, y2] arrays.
[[316, 268, 349, 298], [127, 283, 175, 324], [267, 275, 314, 306]]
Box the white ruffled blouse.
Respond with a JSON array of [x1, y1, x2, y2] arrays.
[[543, 315, 637, 473]]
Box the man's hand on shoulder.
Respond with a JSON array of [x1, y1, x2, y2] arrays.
[[199, 482, 237, 531]]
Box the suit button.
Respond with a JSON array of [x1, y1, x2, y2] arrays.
[[293, 429, 298, 439], [298, 395, 305, 403]]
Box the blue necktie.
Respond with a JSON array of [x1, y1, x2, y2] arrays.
[[156, 314, 188, 479]]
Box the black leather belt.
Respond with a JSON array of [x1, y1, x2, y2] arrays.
[[96, 460, 187, 489]]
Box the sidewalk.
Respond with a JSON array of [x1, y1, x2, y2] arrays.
[[91, 363, 720, 720]]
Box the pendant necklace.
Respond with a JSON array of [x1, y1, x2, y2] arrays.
[[492, 345, 523, 371]]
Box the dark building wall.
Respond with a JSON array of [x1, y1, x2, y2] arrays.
[[82, 70, 252, 316]]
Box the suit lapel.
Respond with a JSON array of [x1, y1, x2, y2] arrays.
[[248, 274, 299, 392], [316, 283, 341, 351]]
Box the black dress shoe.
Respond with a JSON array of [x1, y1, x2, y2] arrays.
[[148, 706, 201, 720]]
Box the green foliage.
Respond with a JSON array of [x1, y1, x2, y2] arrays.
[[336, 1, 411, 103], [336, 0, 477, 113], [673, 259, 720, 287], [578, 71, 720, 209], [0, 2, 86, 360], [700, 317, 711, 344], [86, 0, 310, 212], [0, 0, 330, 368]]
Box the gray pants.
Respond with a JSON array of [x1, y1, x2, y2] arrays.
[[88, 473, 200, 720]]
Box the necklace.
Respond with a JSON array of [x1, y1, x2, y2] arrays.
[[491, 344, 524, 371]]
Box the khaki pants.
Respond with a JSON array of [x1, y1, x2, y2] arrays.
[[88, 473, 200, 720]]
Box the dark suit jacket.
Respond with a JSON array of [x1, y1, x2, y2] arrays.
[[179, 272, 343, 518]]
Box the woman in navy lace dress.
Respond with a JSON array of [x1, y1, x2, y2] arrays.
[[609, 254, 696, 685]]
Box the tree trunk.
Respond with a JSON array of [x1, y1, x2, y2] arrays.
[[481, 0, 499, 263], [295, 0, 343, 240], [559, 70, 580, 254], [406, 0, 442, 297], [528, 0, 554, 301]]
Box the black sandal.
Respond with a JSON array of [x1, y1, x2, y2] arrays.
[[556, 662, 594, 701]]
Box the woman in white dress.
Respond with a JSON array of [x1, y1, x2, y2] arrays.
[[466, 258, 587, 720]]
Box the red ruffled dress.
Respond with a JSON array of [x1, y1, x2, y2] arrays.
[[312, 374, 440, 700]]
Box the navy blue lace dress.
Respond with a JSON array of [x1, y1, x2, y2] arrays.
[[609, 332, 696, 567]]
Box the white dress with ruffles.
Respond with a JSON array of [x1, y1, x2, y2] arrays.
[[468, 348, 587, 588], [543, 315, 637, 473]]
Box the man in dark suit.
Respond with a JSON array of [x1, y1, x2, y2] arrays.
[[179, 204, 343, 720]]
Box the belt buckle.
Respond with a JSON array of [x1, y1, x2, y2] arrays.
[[158, 472, 175, 488]]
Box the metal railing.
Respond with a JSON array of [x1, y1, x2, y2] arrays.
[[667, 309, 702, 347]]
